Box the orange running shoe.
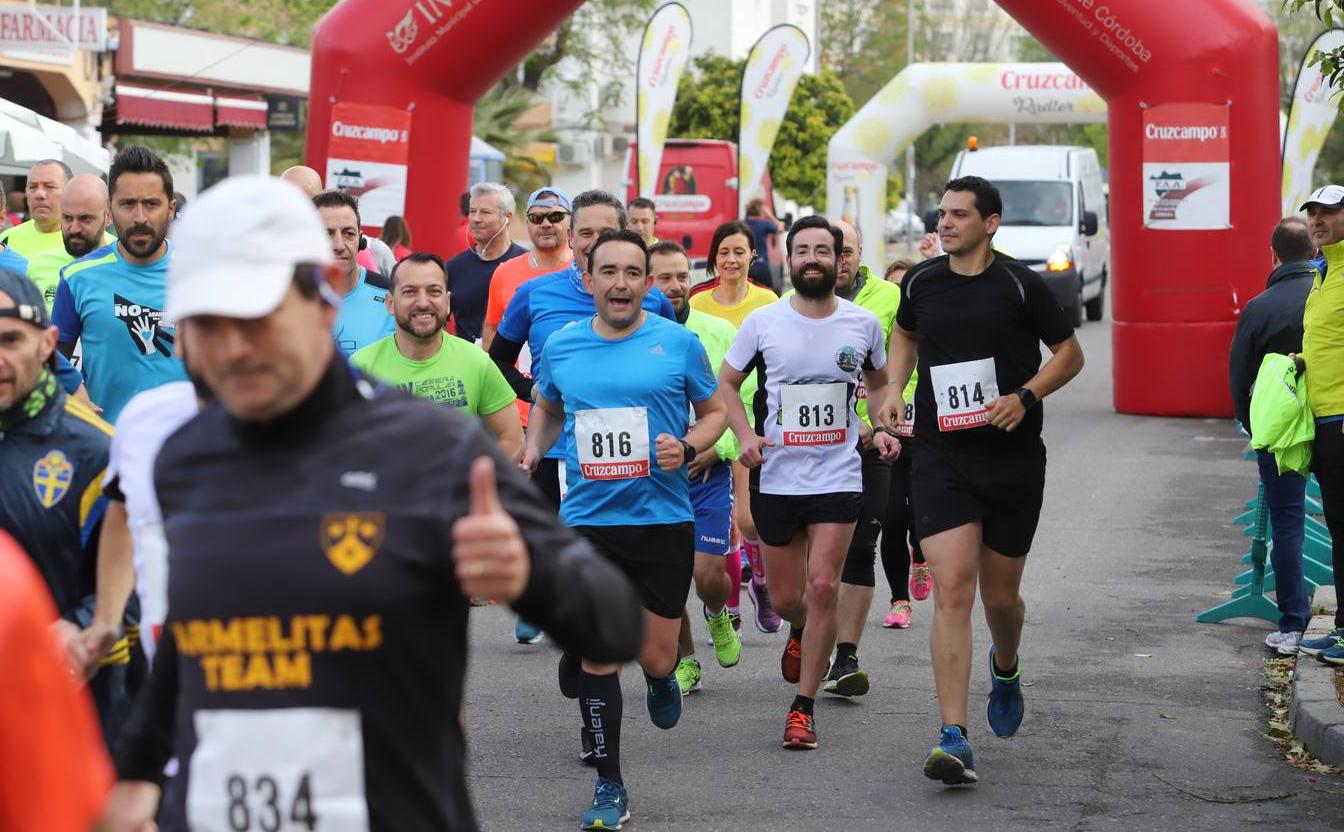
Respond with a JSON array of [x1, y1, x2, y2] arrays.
[[782, 707, 817, 750], [780, 635, 802, 683]]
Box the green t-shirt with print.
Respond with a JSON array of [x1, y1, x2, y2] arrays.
[[352, 333, 516, 416]]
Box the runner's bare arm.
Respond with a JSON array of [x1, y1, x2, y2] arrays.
[[718, 364, 773, 467], [481, 321, 498, 351], [984, 334, 1085, 431], [685, 389, 728, 458], [483, 404, 524, 462], [886, 326, 918, 427], [81, 500, 135, 678], [520, 391, 564, 473]]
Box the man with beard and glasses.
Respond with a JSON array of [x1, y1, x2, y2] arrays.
[[0, 159, 72, 309], [52, 146, 186, 424], [718, 214, 900, 751], [888, 176, 1082, 786], [353, 252, 522, 460], [524, 229, 726, 831]]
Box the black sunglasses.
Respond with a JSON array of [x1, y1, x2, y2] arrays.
[[526, 210, 569, 225]]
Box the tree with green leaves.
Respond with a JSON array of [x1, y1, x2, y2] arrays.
[[1289, 1, 1344, 91], [473, 84, 558, 194], [667, 54, 855, 210]]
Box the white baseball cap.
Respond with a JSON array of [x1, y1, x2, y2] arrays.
[[167, 175, 333, 321], [1300, 184, 1344, 211]]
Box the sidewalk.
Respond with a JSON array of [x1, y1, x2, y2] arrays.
[[1291, 587, 1344, 765]]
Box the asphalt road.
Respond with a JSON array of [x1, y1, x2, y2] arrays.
[[464, 312, 1344, 831]]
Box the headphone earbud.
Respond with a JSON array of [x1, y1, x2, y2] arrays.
[[359, 234, 368, 251]]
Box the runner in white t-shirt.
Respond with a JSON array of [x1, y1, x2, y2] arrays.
[[95, 380, 199, 660], [719, 215, 900, 751]]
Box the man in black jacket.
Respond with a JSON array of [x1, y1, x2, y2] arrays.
[[1228, 216, 1314, 655], [100, 176, 644, 832]]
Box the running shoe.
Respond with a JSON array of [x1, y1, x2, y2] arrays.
[[514, 618, 542, 645], [1320, 641, 1344, 666], [883, 600, 913, 629], [674, 656, 702, 695], [910, 561, 933, 601], [1265, 630, 1304, 656], [580, 777, 630, 830], [780, 635, 802, 684], [705, 607, 742, 668], [782, 707, 817, 750], [1299, 628, 1344, 657], [559, 651, 580, 699], [822, 652, 870, 697], [727, 606, 742, 632], [923, 726, 978, 785], [646, 670, 682, 729], [748, 577, 783, 633], [986, 646, 1024, 738]]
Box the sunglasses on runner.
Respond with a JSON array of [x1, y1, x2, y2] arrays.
[[526, 210, 569, 225]]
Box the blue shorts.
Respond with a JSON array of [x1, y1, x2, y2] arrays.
[[689, 459, 733, 555]]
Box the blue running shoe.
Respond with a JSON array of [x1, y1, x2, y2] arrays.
[[514, 618, 542, 645], [1299, 628, 1344, 657], [986, 646, 1024, 738], [1320, 641, 1344, 667], [645, 670, 682, 729], [580, 777, 630, 830], [923, 726, 978, 785]]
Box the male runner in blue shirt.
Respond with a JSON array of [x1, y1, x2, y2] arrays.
[[52, 146, 186, 423], [312, 189, 394, 356], [524, 229, 727, 831], [490, 189, 675, 646]]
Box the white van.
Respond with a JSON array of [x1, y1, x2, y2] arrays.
[[949, 145, 1109, 325]]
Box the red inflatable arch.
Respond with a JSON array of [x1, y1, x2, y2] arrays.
[[995, 0, 1279, 416], [308, 0, 1277, 416], [306, 0, 585, 258]]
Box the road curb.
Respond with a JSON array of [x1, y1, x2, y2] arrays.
[[1289, 609, 1344, 766]]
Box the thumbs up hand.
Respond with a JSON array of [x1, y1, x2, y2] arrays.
[[453, 456, 530, 603]]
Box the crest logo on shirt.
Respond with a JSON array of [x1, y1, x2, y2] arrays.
[[321, 513, 385, 575], [113, 294, 174, 357], [32, 450, 73, 508], [835, 346, 861, 373], [385, 10, 417, 54]]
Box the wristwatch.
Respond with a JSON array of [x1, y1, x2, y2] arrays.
[[1014, 387, 1038, 409], [681, 440, 698, 464]]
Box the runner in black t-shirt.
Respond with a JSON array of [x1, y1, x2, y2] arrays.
[[887, 175, 1084, 786]]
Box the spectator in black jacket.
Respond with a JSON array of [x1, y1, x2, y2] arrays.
[[100, 176, 643, 832], [1228, 216, 1314, 655]]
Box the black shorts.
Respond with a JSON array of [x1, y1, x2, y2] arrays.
[[531, 457, 563, 510], [571, 523, 694, 619], [911, 439, 1046, 558], [750, 490, 863, 548]]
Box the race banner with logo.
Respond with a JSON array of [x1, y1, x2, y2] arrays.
[[325, 102, 412, 228], [636, 3, 693, 199], [738, 25, 810, 216], [1141, 102, 1230, 230], [1282, 30, 1344, 216]]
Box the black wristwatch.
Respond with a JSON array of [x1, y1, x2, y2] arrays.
[[681, 440, 698, 464], [1014, 387, 1038, 409]]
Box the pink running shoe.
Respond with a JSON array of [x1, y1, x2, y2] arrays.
[[910, 562, 933, 602], [883, 600, 912, 629]]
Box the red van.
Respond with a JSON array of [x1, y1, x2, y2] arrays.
[[624, 138, 775, 275]]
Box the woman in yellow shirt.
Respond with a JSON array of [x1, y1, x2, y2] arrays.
[[689, 220, 779, 329]]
